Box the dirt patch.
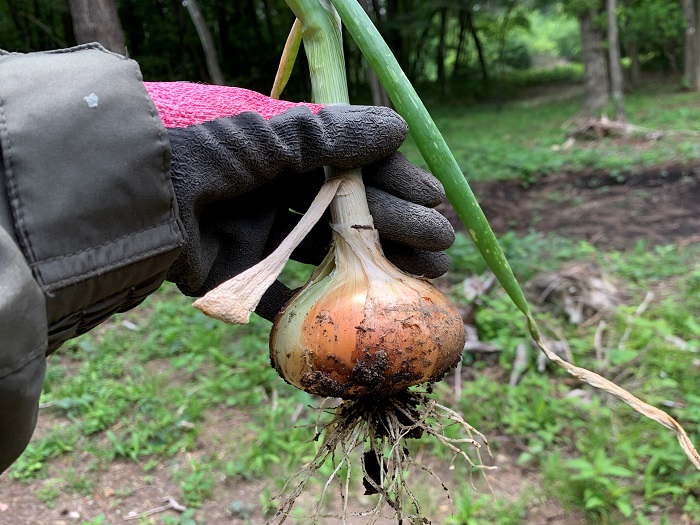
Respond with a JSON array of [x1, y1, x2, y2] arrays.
[[0, 413, 586, 525], [0, 407, 256, 525], [440, 163, 700, 248]]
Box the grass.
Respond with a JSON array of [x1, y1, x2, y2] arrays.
[[2, 77, 699, 524], [401, 77, 700, 183], [3, 234, 698, 524]]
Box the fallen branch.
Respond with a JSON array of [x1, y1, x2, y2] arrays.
[[123, 497, 186, 521], [509, 341, 529, 387], [564, 114, 700, 141]]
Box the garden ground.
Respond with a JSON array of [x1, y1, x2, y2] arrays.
[[459, 162, 700, 249], [1, 163, 698, 525]]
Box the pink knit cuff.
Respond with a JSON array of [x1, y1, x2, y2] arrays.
[[144, 82, 324, 128]]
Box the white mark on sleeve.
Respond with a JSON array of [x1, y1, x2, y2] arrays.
[[84, 93, 99, 108]]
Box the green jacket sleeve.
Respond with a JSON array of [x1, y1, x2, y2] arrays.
[[0, 44, 185, 352], [0, 44, 186, 473], [0, 225, 47, 474]]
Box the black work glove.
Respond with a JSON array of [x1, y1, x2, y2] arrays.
[[146, 83, 454, 321]]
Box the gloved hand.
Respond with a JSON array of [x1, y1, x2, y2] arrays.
[[145, 82, 455, 321]]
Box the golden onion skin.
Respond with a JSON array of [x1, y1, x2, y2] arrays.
[[270, 261, 465, 399]]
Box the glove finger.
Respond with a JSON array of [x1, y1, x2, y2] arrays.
[[383, 244, 451, 279], [366, 187, 455, 251], [274, 105, 409, 172], [255, 280, 299, 322], [363, 152, 445, 207], [268, 187, 454, 264]]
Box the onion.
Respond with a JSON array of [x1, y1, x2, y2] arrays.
[[190, 5, 488, 520], [270, 177, 465, 399]]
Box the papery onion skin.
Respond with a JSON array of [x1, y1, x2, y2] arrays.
[[270, 256, 465, 399]]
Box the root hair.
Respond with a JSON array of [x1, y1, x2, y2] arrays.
[[268, 389, 491, 524]]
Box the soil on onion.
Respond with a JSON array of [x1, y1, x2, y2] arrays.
[[1, 165, 698, 525]]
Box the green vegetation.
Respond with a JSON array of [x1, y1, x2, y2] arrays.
[[401, 79, 700, 183], [0, 0, 689, 103], [5, 225, 699, 523]]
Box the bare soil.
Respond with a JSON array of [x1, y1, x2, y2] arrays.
[[441, 163, 700, 249], [2, 165, 698, 525]]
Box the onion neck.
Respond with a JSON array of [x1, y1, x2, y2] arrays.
[[287, 0, 371, 228], [326, 171, 373, 228]]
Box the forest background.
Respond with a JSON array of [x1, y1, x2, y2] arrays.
[[2, 0, 700, 114]]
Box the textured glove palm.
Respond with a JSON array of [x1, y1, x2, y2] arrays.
[[146, 83, 454, 321]]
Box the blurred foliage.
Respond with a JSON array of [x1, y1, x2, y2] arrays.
[[0, 0, 691, 103]]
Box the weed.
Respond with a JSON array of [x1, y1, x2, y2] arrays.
[[446, 485, 528, 524], [35, 478, 62, 508], [563, 448, 635, 520], [8, 428, 78, 480], [162, 509, 197, 525], [81, 516, 107, 525], [175, 456, 217, 508], [65, 467, 94, 495]]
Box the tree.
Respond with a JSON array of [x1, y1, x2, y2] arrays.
[[578, 5, 610, 115], [182, 0, 224, 84], [67, 0, 125, 55], [622, 1, 641, 88], [607, 0, 625, 119], [465, 3, 489, 81], [359, 0, 392, 106], [436, 5, 450, 96], [621, 0, 684, 77], [681, 0, 700, 90]]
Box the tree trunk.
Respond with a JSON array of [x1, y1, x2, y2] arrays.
[[682, 0, 699, 90], [436, 7, 449, 96], [696, 0, 700, 84], [67, 0, 126, 55], [183, 0, 225, 85], [368, 68, 392, 106], [466, 7, 488, 81], [452, 8, 468, 80], [624, 2, 641, 88], [359, 0, 392, 106], [408, 10, 436, 81], [386, 0, 407, 72], [216, 5, 231, 66], [260, 0, 275, 42], [32, 0, 47, 49], [580, 8, 610, 115], [6, 0, 31, 49], [606, 0, 625, 120]]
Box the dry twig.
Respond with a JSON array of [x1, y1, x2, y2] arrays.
[[123, 497, 186, 521]]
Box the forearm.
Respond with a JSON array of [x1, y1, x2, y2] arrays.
[[0, 44, 186, 353]]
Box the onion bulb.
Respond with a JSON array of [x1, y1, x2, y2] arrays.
[[270, 177, 465, 399]]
